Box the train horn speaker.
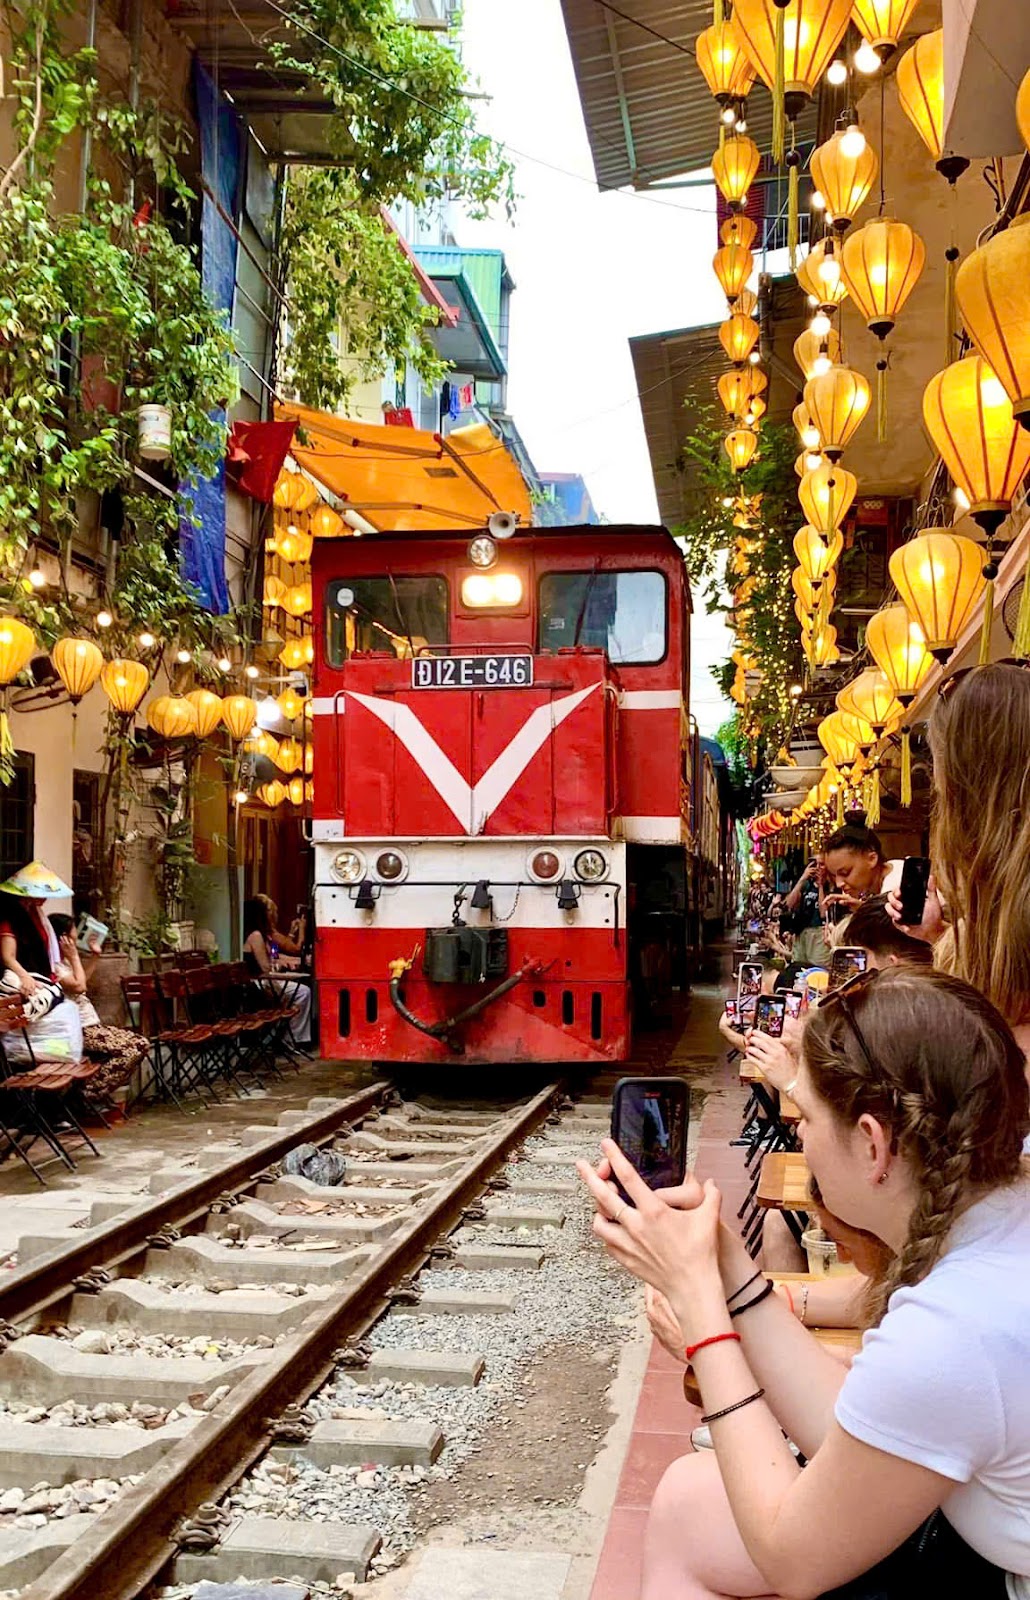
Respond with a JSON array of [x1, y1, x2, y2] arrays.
[[487, 510, 519, 539]]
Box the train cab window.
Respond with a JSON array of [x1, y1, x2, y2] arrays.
[[538, 571, 667, 665], [326, 576, 449, 665]]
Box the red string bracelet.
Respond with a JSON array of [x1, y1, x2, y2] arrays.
[[684, 1331, 741, 1362]]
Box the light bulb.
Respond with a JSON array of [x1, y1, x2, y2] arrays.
[[748, 349, 761, 365], [735, 117, 747, 134], [854, 41, 880, 75], [805, 451, 823, 471], [802, 425, 821, 450], [96, 610, 113, 629], [809, 311, 832, 338], [810, 190, 826, 211], [217, 657, 232, 673], [826, 59, 847, 86], [721, 105, 737, 126], [138, 632, 155, 649], [817, 253, 841, 287], [744, 410, 756, 425], [233, 790, 249, 806], [807, 293, 819, 307], [722, 496, 734, 508], [812, 353, 832, 377], [27, 568, 46, 590], [840, 123, 866, 159], [176, 648, 191, 664], [245, 664, 260, 680]]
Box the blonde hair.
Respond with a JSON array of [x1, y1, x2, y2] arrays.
[[803, 967, 1028, 1325], [929, 664, 1030, 1026]]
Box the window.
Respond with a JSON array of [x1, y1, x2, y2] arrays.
[[326, 576, 450, 666], [539, 571, 667, 665], [0, 753, 34, 885]]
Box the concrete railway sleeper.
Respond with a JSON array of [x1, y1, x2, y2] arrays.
[[0, 1081, 565, 1600]]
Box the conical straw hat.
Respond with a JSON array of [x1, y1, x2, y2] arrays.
[[0, 861, 73, 899]]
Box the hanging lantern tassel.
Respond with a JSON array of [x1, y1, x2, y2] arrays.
[[786, 147, 800, 272], [900, 727, 912, 808], [876, 357, 889, 444], [0, 694, 11, 788], [866, 764, 881, 829], [1012, 572, 1030, 661], [836, 785, 844, 826], [944, 245, 959, 368], [979, 560, 997, 667], [772, 3, 786, 166]]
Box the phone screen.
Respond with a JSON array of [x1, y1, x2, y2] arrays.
[[737, 961, 764, 1002], [754, 995, 786, 1036], [784, 991, 804, 1019], [611, 1078, 689, 1195], [724, 999, 738, 1023], [900, 857, 931, 925], [829, 946, 869, 990]]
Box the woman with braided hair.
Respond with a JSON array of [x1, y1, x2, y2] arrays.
[[578, 966, 1030, 1599]]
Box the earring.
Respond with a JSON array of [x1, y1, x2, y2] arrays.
[[878, 1171, 889, 1185]]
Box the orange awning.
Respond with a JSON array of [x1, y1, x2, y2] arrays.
[[275, 404, 533, 532]]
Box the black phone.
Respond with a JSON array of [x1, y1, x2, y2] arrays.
[[828, 945, 869, 991], [610, 1077, 689, 1203], [784, 991, 804, 1020], [899, 856, 931, 926], [737, 961, 764, 1002], [754, 995, 786, 1037]]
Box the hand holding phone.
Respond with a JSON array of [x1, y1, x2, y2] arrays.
[[899, 857, 932, 927], [754, 994, 786, 1037], [737, 961, 763, 1002], [828, 945, 869, 991], [610, 1077, 689, 1203]]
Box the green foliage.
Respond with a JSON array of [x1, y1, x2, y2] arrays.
[[676, 412, 804, 762], [714, 714, 751, 790]]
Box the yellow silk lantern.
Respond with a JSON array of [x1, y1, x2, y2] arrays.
[[818, 711, 864, 768], [724, 428, 759, 472], [793, 525, 843, 584], [888, 529, 986, 661], [804, 624, 840, 669], [803, 365, 871, 461], [735, 287, 759, 319], [51, 637, 103, 703], [851, 0, 920, 54], [287, 776, 305, 807], [712, 137, 760, 211], [796, 238, 849, 312], [304, 744, 313, 776], [719, 369, 762, 420], [246, 729, 280, 763], [837, 669, 903, 734], [841, 218, 926, 340], [922, 355, 1030, 537], [719, 314, 760, 365], [0, 618, 36, 684], [956, 216, 1030, 433], [147, 695, 197, 740], [795, 450, 822, 477], [291, 477, 318, 513], [276, 737, 303, 774], [731, 0, 852, 119], [100, 658, 149, 715], [186, 688, 224, 738], [276, 527, 314, 565], [258, 780, 287, 808], [277, 688, 304, 721], [895, 28, 944, 163], [810, 127, 879, 232], [273, 473, 302, 510], [310, 503, 345, 539], [793, 401, 818, 446], [282, 582, 313, 619], [791, 566, 836, 612], [794, 326, 841, 380], [263, 575, 287, 608], [721, 213, 758, 251], [305, 780, 314, 803], [695, 18, 756, 103], [743, 395, 767, 426], [279, 637, 309, 670], [798, 461, 857, 534], [220, 693, 259, 741], [713, 240, 755, 304], [866, 606, 934, 706]]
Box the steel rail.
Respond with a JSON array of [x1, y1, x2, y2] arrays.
[[0, 1080, 391, 1330], [20, 1080, 559, 1600]]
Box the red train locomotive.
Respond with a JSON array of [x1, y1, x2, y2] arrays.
[[310, 521, 695, 1065]]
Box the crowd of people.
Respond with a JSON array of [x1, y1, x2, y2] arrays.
[[579, 662, 1030, 1600]]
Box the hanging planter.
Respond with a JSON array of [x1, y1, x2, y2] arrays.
[[138, 404, 173, 461]]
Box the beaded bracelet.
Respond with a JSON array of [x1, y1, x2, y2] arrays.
[[701, 1387, 766, 1426]]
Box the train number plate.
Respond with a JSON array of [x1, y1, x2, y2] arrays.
[[411, 655, 534, 689]]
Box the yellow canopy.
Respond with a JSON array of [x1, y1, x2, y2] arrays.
[[275, 405, 533, 533]]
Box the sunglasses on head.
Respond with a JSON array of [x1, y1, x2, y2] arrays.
[[818, 966, 879, 1072], [937, 658, 1030, 702]]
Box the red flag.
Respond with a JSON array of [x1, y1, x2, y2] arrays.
[[227, 419, 296, 502]]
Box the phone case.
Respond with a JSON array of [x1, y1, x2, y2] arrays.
[[610, 1077, 689, 1202]]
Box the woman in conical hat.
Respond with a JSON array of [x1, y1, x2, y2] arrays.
[[0, 861, 72, 998]]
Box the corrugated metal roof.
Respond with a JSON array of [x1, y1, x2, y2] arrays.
[[559, 0, 815, 190]]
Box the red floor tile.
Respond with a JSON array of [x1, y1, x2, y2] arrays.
[[630, 1370, 695, 1434], [646, 1339, 685, 1375], [615, 1428, 696, 1510], [589, 1507, 650, 1600]]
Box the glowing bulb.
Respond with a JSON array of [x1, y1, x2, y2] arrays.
[[826, 59, 847, 86], [839, 123, 866, 159], [233, 790, 249, 806], [805, 451, 823, 471], [810, 190, 826, 211], [217, 657, 232, 673], [807, 293, 819, 307], [790, 684, 804, 698], [802, 424, 821, 450], [138, 632, 155, 649], [817, 253, 841, 287], [176, 648, 191, 664], [980, 374, 1008, 408], [736, 116, 747, 134], [96, 610, 113, 629], [27, 569, 45, 590], [953, 487, 971, 511], [809, 311, 832, 338], [245, 664, 260, 680], [854, 41, 880, 75], [812, 353, 832, 377], [748, 349, 761, 364], [721, 105, 737, 125]]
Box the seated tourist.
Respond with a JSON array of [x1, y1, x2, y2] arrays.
[[578, 967, 1030, 1599]]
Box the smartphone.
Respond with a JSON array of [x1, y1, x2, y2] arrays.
[[824, 897, 849, 926], [899, 856, 931, 926], [828, 945, 869, 991], [738, 995, 757, 1028], [724, 999, 739, 1024], [754, 995, 786, 1037], [737, 961, 763, 1002], [610, 1077, 689, 1202], [784, 991, 804, 1020]]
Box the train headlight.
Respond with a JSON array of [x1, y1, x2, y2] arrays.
[[332, 848, 365, 884], [375, 849, 407, 883], [528, 849, 562, 882], [468, 535, 498, 569], [574, 848, 608, 883]]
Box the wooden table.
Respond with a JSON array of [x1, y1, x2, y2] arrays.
[[738, 1059, 799, 1120], [757, 1150, 812, 1210]]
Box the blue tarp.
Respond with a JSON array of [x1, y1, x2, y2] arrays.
[[178, 61, 240, 614]]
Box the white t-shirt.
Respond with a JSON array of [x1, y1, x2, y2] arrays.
[[835, 1181, 1030, 1595]]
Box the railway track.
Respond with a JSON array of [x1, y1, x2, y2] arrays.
[[0, 1077, 607, 1600]]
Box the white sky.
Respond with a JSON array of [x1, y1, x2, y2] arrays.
[[456, 0, 734, 738]]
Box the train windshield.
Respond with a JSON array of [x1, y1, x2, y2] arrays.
[[538, 571, 667, 664], [326, 576, 450, 664]]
